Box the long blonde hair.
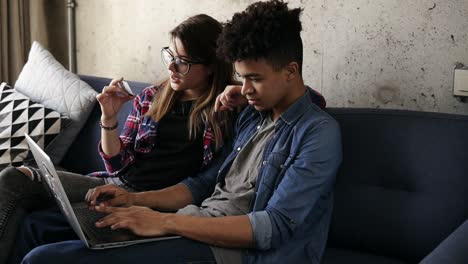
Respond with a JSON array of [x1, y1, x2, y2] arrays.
[[146, 14, 234, 150]]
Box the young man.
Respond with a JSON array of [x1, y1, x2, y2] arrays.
[[17, 1, 341, 263]]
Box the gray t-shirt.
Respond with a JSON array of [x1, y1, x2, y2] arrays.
[[177, 116, 275, 264]]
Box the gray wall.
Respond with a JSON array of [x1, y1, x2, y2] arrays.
[[74, 0, 468, 114]]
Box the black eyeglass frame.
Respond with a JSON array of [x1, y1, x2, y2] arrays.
[[161, 47, 205, 75]]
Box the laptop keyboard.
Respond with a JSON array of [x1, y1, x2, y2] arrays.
[[73, 204, 139, 243]]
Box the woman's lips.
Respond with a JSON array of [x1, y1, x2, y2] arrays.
[[170, 75, 181, 83]]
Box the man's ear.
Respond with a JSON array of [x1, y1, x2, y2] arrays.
[[285, 62, 299, 81], [207, 65, 214, 76]]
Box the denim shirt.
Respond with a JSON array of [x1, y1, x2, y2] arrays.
[[182, 88, 342, 264]]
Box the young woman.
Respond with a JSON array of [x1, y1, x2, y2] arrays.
[[0, 14, 234, 263]]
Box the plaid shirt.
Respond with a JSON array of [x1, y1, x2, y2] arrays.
[[92, 85, 216, 178]]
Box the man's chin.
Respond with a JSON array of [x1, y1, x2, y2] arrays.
[[253, 105, 267, 112]]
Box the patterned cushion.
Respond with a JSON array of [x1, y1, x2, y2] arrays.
[[0, 82, 62, 168]]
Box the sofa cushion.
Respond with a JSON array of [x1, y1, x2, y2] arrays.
[[0, 82, 62, 168], [322, 248, 406, 264], [14, 42, 97, 164], [420, 217, 468, 264], [326, 108, 468, 261]]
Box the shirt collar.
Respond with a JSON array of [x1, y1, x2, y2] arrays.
[[255, 86, 315, 125], [278, 86, 314, 125]]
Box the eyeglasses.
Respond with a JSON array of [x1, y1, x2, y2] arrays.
[[161, 47, 205, 75]]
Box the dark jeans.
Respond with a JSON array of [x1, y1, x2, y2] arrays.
[[14, 208, 216, 264], [0, 166, 104, 264], [9, 208, 77, 264]]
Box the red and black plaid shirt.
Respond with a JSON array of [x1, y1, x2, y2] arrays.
[[92, 85, 217, 177]]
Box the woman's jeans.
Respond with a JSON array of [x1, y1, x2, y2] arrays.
[[0, 166, 104, 264]]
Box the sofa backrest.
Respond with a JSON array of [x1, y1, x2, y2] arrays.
[[326, 108, 468, 262], [60, 75, 151, 174]]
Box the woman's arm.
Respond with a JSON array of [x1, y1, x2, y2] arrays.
[[215, 85, 246, 112], [97, 78, 134, 156]]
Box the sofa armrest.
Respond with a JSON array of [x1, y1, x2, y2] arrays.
[[420, 218, 468, 264]]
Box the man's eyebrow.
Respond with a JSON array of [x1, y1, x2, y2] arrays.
[[235, 72, 262, 78]]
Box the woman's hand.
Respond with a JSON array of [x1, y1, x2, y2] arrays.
[[95, 205, 171, 237], [85, 184, 135, 208], [96, 78, 134, 122], [215, 85, 246, 112]]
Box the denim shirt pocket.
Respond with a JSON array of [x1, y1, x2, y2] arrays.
[[262, 152, 290, 190]]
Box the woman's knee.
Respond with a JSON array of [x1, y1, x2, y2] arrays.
[[0, 166, 50, 209], [0, 166, 31, 192]]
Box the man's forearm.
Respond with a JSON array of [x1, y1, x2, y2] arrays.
[[163, 214, 254, 248], [134, 183, 193, 211]]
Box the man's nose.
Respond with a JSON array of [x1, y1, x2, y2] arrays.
[[241, 80, 253, 96]]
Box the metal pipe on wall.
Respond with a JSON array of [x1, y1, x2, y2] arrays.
[[66, 0, 76, 73]]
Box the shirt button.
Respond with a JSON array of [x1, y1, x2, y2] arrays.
[[237, 147, 241, 151], [262, 161, 267, 165], [257, 125, 261, 130]]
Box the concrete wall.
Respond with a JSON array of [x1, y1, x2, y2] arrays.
[[74, 0, 468, 114]]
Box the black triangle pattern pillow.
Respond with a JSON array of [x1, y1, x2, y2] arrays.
[[0, 82, 62, 168]]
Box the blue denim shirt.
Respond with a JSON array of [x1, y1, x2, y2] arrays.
[[182, 88, 342, 264]]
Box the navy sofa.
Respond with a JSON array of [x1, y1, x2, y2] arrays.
[[322, 108, 468, 264], [60, 75, 468, 263]]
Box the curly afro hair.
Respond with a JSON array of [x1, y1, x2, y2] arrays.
[[217, 0, 303, 74]]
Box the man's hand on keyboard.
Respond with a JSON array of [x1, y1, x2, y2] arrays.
[[94, 205, 169, 237], [85, 184, 135, 209]]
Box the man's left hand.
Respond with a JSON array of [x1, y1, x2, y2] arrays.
[[95, 205, 170, 237]]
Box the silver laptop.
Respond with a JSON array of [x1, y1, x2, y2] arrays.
[[25, 133, 180, 249]]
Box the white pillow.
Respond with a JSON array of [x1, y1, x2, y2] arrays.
[[0, 82, 62, 168], [14, 41, 97, 164]]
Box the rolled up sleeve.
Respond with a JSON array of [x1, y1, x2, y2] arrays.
[[248, 210, 273, 250]]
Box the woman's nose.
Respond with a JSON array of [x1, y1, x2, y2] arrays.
[[167, 60, 177, 73]]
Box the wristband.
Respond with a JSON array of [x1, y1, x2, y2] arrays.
[[99, 120, 118, 130]]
